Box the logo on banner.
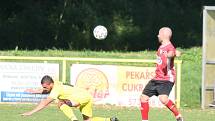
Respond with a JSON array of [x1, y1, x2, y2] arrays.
[[75, 68, 109, 101]]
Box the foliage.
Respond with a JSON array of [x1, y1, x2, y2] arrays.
[[0, 1, 215, 50], [177, 47, 202, 108]]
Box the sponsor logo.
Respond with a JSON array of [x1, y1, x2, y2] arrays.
[[75, 68, 109, 101], [156, 56, 162, 65]]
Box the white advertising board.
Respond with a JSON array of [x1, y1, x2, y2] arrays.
[[0, 62, 59, 103]]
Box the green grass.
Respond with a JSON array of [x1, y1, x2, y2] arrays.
[[0, 104, 215, 121]]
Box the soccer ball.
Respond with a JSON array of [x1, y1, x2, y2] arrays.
[[93, 25, 108, 40]]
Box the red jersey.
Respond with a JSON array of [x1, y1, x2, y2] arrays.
[[154, 43, 176, 82]]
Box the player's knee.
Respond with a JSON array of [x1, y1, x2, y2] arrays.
[[158, 95, 168, 104], [82, 114, 90, 121], [140, 94, 149, 102], [57, 100, 65, 108]]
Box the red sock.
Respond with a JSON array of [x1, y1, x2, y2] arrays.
[[140, 101, 149, 120], [165, 99, 180, 117]]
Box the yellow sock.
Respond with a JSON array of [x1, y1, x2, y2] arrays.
[[60, 104, 78, 120], [92, 117, 110, 121]]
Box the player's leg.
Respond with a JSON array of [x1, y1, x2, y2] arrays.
[[157, 81, 183, 121], [80, 99, 118, 121], [159, 95, 180, 117], [140, 80, 157, 121], [140, 94, 150, 121], [58, 100, 78, 121], [84, 116, 118, 121], [159, 95, 183, 121], [83, 115, 118, 121]]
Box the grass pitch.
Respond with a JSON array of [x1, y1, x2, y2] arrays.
[[0, 104, 215, 121]]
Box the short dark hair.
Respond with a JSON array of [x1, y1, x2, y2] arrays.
[[41, 75, 54, 84]]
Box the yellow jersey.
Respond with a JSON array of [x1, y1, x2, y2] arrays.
[[48, 82, 92, 104]]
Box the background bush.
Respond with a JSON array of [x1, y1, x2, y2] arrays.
[[0, 0, 214, 51]]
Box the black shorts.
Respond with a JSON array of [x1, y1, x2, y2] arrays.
[[142, 79, 174, 97]]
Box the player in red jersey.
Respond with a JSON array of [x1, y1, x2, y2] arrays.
[[140, 27, 183, 121]]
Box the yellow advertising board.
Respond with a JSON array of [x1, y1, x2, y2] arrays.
[[70, 64, 175, 107]]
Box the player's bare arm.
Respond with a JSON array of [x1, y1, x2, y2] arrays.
[[21, 97, 54, 116], [24, 88, 44, 94]]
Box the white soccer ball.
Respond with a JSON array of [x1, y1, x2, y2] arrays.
[[93, 25, 108, 40]]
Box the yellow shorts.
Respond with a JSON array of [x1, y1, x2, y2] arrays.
[[79, 98, 93, 117]]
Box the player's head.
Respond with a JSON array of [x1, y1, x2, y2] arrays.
[[157, 27, 172, 43], [41, 75, 54, 93]]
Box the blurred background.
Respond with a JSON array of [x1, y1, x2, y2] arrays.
[[0, 0, 214, 51]]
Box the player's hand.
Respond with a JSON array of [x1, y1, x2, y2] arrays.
[[21, 111, 33, 116], [176, 50, 182, 57], [58, 99, 80, 107], [164, 51, 174, 58]]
